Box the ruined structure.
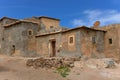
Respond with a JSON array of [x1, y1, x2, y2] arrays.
[[0, 16, 119, 59]]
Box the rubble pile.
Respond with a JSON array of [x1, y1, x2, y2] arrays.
[[26, 57, 116, 69], [86, 58, 116, 69], [74, 58, 116, 69], [26, 57, 80, 69]]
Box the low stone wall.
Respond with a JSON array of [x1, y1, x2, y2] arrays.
[[26, 57, 80, 69]]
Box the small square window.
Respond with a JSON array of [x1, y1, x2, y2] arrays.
[[109, 38, 112, 44], [68, 35, 75, 45], [28, 31, 32, 35], [28, 30, 33, 36]]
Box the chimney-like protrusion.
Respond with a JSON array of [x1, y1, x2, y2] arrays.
[[93, 21, 100, 28]]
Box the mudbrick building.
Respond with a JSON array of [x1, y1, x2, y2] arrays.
[[0, 16, 119, 59]]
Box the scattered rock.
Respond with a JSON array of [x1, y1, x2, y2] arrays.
[[74, 61, 85, 68], [86, 58, 116, 69]]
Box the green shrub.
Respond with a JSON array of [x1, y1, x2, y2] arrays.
[[56, 66, 70, 77]]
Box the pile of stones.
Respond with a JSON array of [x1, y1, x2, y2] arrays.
[[74, 58, 116, 69], [26, 57, 80, 69]]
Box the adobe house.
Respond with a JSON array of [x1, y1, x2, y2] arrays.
[[0, 16, 119, 59], [1, 21, 40, 56], [36, 26, 105, 58], [96, 24, 120, 60], [0, 16, 63, 57]]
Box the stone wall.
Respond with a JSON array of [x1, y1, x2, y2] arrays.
[[36, 28, 105, 58], [40, 18, 60, 31], [0, 18, 18, 53], [80, 28, 105, 58], [36, 29, 81, 57], [36, 33, 62, 57], [1, 22, 40, 57], [61, 30, 81, 57], [102, 24, 120, 60], [26, 57, 80, 68]]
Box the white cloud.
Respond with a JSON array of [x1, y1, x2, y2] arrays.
[[72, 10, 120, 27]]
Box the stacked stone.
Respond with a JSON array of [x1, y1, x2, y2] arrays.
[[26, 57, 80, 69]]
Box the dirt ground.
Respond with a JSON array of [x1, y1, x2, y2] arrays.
[[0, 55, 120, 80]]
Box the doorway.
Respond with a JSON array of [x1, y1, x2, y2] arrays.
[[51, 40, 56, 57]]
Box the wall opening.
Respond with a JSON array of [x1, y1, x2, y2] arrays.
[[68, 35, 75, 45], [69, 37, 73, 44], [28, 29, 33, 36], [50, 40, 56, 57], [50, 26, 54, 28], [109, 38, 112, 44]]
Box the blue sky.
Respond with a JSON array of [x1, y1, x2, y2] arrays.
[[0, 0, 120, 28]]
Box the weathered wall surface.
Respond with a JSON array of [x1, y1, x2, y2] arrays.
[[36, 29, 82, 58], [103, 24, 120, 59], [80, 28, 105, 58], [0, 18, 17, 54], [36, 33, 62, 57], [60, 30, 81, 57], [36, 28, 105, 58], [1, 22, 40, 57], [40, 18, 60, 31], [0, 17, 113, 58], [23, 17, 41, 24]]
